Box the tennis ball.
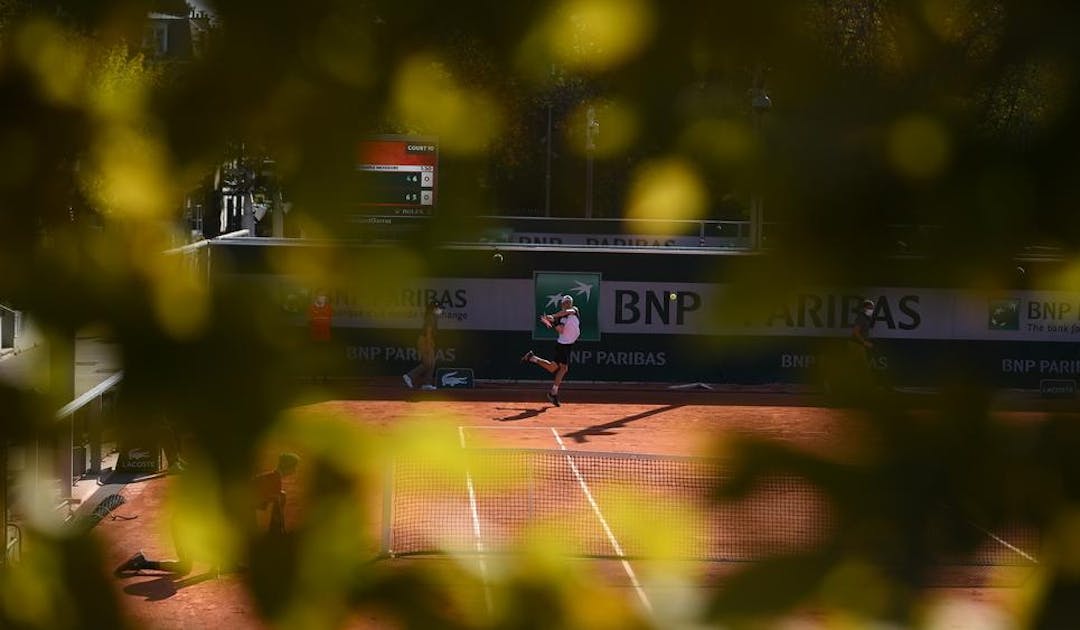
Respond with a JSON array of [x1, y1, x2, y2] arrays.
[[669, 291, 677, 301], [493, 252, 504, 264]]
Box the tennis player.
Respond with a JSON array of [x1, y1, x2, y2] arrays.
[[521, 295, 580, 407]]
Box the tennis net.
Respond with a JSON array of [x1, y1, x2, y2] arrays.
[[382, 448, 1038, 566]]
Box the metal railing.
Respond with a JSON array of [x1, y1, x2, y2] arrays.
[[284, 213, 1004, 257], [0, 228, 253, 566], [164, 228, 250, 283], [0, 303, 18, 352], [39, 229, 248, 505], [4, 523, 20, 566], [333, 214, 754, 249], [51, 371, 125, 499], [1, 370, 120, 567]]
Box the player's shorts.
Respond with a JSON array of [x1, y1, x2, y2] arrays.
[[553, 342, 574, 365]]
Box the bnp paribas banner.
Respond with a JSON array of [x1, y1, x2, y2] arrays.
[[264, 274, 1080, 343], [532, 271, 601, 341], [603, 285, 1080, 342]]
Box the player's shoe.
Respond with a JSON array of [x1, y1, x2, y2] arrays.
[[546, 392, 560, 407], [115, 551, 148, 575], [520, 350, 535, 363], [402, 374, 414, 389]]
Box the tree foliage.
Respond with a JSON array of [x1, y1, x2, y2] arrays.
[[2, 1, 1080, 628]]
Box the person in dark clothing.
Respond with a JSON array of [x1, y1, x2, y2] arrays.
[[851, 298, 875, 358], [851, 298, 890, 389], [114, 453, 300, 576], [250, 452, 301, 534]]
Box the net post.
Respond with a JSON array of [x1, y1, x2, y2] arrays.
[[380, 458, 394, 557], [527, 452, 534, 523]]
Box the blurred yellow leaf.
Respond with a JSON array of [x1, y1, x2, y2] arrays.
[[14, 19, 87, 105], [625, 157, 707, 224], [887, 114, 951, 180], [392, 54, 504, 154]]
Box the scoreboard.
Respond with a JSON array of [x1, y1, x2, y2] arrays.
[[355, 136, 438, 217]]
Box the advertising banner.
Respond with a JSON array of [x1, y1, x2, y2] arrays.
[[211, 237, 1079, 389], [275, 278, 533, 331], [268, 275, 1080, 343], [244, 269, 1079, 388], [328, 327, 1078, 388], [532, 271, 601, 341], [479, 230, 744, 248], [436, 367, 474, 389]]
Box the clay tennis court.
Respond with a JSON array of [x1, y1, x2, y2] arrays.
[[96, 383, 1051, 629]]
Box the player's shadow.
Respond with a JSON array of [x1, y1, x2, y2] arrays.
[[562, 404, 682, 444], [122, 571, 218, 601], [495, 406, 549, 422]]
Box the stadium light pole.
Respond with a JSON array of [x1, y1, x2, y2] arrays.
[[0, 440, 6, 567], [545, 100, 553, 217], [585, 106, 598, 218], [749, 72, 771, 250], [544, 65, 555, 218]]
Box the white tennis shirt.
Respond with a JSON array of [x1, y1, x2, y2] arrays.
[[557, 311, 581, 344]]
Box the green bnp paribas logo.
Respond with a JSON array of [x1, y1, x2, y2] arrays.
[[988, 298, 1021, 331], [533, 271, 601, 341]]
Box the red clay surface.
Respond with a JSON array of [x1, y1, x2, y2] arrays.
[[94, 384, 1053, 629]]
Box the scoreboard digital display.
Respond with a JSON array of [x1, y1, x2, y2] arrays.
[[355, 136, 438, 217]]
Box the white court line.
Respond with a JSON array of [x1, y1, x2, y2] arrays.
[[458, 426, 494, 616], [550, 427, 654, 616]]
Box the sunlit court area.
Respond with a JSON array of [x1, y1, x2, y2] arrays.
[[4, 0, 1080, 629]]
